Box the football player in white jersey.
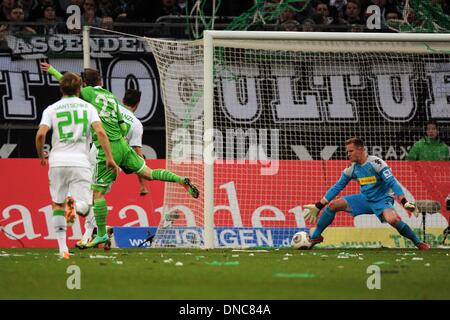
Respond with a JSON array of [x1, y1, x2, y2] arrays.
[[118, 89, 148, 196], [77, 89, 147, 249], [36, 72, 119, 259]]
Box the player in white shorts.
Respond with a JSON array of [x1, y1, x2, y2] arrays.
[[77, 89, 147, 249], [36, 72, 119, 259]]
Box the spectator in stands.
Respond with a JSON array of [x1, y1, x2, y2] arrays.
[[36, 4, 66, 34], [315, 0, 347, 27], [81, 0, 102, 27], [406, 120, 450, 161], [280, 19, 301, 31], [0, 0, 15, 21], [302, 18, 315, 31], [386, 8, 401, 21], [344, 0, 363, 25], [19, 0, 33, 20], [277, 8, 297, 25], [100, 15, 113, 29], [28, 0, 55, 21], [313, 1, 334, 25], [3, 3, 36, 34]]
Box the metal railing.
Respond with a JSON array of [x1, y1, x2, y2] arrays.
[[0, 19, 399, 40]]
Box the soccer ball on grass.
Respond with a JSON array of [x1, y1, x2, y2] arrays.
[[291, 231, 312, 250]]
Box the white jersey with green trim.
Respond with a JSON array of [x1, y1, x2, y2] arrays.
[[40, 96, 100, 168], [118, 105, 143, 147]]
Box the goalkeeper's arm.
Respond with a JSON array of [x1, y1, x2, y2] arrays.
[[304, 172, 351, 223], [379, 167, 419, 217], [399, 196, 419, 217]]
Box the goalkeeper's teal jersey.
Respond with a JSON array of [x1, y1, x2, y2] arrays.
[[80, 86, 124, 145], [324, 156, 405, 202]]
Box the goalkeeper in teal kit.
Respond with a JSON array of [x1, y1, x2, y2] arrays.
[[41, 63, 199, 248], [304, 137, 430, 251]]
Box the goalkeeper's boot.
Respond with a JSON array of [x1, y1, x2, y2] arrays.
[[417, 242, 431, 251], [65, 196, 76, 226], [309, 235, 324, 249], [103, 226, 113, 251], [182, 178, 199, 199], [85, 234, 109, 249], [75, 240, 88, 250]]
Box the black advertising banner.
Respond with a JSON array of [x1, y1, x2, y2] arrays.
[[0, 34, 166, 158]]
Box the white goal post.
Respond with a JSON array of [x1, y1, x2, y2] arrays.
[[83, 27, 450, 249]]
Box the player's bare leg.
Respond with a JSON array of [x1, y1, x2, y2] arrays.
[[383, 209, 430, 250], [64, 196, 76, 226], [137, 175, 149, 196]]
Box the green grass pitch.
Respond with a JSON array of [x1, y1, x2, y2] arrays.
[[1, 248, 449, 300]]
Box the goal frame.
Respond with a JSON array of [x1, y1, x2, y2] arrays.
[[202, 30, 450, 249]]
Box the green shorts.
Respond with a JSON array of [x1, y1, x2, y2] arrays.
[[92, 138, 146, 193]]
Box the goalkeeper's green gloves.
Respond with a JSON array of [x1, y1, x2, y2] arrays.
[[401, 198, 419, 217], [304, 202, 326, 224]]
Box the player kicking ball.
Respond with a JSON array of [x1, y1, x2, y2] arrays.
[[304, 137, 430, 251], [41, 63, 199, 250], [36, 72, 119, 259]]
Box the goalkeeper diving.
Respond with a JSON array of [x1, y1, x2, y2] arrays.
[[304, 137, 430, 251]]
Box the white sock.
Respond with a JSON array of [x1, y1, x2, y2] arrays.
[[81, 208, 97, 242], [53, 215, 68, 253]]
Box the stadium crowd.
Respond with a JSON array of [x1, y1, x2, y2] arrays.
[[0, 0, 449, 36]]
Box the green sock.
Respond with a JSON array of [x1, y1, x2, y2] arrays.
[[151, 169, 183, 183], [93, 199, 108, 237], [53, 209, 65, 216]]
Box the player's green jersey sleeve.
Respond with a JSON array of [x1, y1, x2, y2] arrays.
[[47, 66, 63, 81]]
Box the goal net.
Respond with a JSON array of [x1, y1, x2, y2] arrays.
[[145, 31, 450, 249]]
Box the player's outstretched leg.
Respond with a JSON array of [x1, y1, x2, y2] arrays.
[[182, 177, 199, 199], [309, 207, 336, 248], [141, 168, 200, 198], [384, 210, 430, 250], [394, 220, 430, 251]]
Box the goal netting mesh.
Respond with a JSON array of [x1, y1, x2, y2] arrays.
[[145, 33, 450, 249]]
